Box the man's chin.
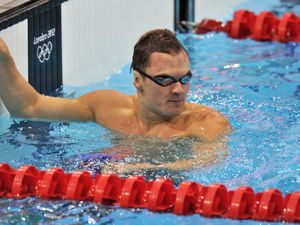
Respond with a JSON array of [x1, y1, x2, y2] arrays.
[[163, 107, 185, 118]]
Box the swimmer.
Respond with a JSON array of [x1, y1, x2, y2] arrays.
[[0, 29, 231, 172]]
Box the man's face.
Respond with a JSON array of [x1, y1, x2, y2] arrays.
[[137, 50, 191, 118]]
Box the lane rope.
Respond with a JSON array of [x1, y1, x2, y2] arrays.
[[1, 163, 300, 223], [195, 9, 300, 43]]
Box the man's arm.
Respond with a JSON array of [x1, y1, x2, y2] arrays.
[[0, 38, 96, 122], [104, 109, 232, 173], [165, 138, 228, 170], [189, 106, 232, 142], [154, 108, 231, 170], [104, 137, 228, 173]]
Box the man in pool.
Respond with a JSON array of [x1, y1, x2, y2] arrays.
[[0, 29, 231, 172]]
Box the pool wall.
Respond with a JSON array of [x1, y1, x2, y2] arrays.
[[0, 0, 244, 116]]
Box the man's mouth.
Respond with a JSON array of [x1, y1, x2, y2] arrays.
[[168, 99, 184, 102]]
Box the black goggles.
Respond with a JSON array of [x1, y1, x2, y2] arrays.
[[134, 67, 192, 87]]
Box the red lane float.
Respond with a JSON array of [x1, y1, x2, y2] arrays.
[[195, 9, 300, 43], [226, 186, 255, 219], [94, 173, 123, 204], [1, 163, 300, 223]]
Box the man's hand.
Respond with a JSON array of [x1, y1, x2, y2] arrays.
[[102, 162, 157, 174]]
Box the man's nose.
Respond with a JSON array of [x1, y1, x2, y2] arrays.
[[171, 81, 186, 95]]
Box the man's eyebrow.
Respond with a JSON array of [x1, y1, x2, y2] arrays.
[[153, 70, 191, 77]]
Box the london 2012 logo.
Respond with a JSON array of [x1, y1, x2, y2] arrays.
[[34, 28, 56, 63], [36, 41, 53, 63]]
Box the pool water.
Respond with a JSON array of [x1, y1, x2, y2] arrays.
[[1, 1, 300, 224]]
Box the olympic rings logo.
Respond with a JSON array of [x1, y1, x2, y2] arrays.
[[36, 41, 53, 63]]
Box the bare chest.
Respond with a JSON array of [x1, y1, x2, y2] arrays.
[[95, 105, 196, 138], [113, 117, 191, 138]]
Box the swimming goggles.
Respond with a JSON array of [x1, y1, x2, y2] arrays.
[[134, 67, 192, 87]]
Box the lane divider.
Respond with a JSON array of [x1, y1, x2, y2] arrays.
[[195, 9, 300, 43], [1, 163, 300, 223]]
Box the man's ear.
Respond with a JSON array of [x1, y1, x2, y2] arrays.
[[133, 71, 144, 91]]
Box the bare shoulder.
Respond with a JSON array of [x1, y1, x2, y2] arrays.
[[186, 103, 232, 141], [78, 90, 134, 127]]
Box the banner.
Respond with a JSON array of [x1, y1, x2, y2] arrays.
[[28, 5, 62, 95]]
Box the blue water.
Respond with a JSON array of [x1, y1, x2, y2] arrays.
[[1, 0, 300, 224]]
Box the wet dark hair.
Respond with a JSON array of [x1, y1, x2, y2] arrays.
[[131, 29, 188, 71]]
